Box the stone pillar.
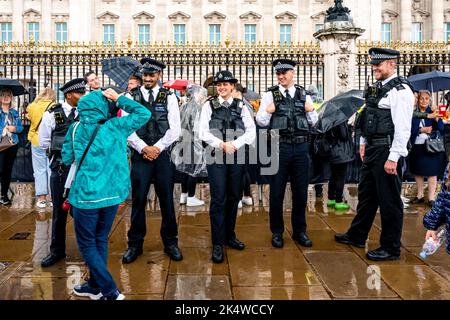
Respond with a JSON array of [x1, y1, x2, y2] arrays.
[[41, 0, 52, 41], [314, 0, 364, 100], [370, 0, 382, 41], [12, 0, 24, 41], [400, 0, 412, 41], [432, 0, 444, 41], [69, 0, 92, 42]]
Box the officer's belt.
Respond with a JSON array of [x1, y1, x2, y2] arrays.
[[365, 136, 392, 147], [279, 136, 309, 144]]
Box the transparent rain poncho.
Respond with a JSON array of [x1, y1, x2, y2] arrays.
[[171, 84, 208, 177]]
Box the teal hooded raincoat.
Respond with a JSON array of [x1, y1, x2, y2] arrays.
[[62, 91, 151, 209]]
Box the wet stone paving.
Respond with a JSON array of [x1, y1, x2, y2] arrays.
[[0, 183, 449, 300]]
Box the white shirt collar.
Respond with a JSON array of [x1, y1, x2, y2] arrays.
[[62, 102, 76, 114], [381, 73, 398, 85], [141, 85, 160, 96], [279, 84, 296, 96], [218, 96, 234, 105]]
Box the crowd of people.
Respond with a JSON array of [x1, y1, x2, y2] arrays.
[[0, 47, 448, 300]]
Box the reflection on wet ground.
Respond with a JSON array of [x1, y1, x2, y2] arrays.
[[0, 183, 448, 300]]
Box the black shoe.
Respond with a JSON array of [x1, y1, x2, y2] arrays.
[[226, 238, 245, 250], [411, 197, 425, 204], [122, 247, 143, 264], [164, 245, 183, 261], [41, 253, 66, 268], [366, 247, 400, 261], [429, 200, 436, 207], [334, 233, 366, 248], [271, 233, 284, 248], [212, 245, 224, 263], [0, 196, 11, 206], [293, 232, 313, 247]]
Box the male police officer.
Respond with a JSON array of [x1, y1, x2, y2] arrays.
[[199, 70, 256, 263], [123, 58, 183, 263], [335, 48, 415, 261], [39, 78, 86, 267], [256, 59, 318, 249]]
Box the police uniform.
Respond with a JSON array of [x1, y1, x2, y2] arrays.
[[335, 48, 415, 261], [123, 58, 183, 263], [199, 70, 256, 263], [256, 59, 318, 248], [38, 78, 86, 267]]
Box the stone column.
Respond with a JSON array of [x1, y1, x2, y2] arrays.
[[432, 0, 444, 41], [314, 0, 364, 100], [69, 0, 92, 42], [41, 0, 52, 41], [370, 0, 382, 41], [400, 0, 412, 41], [12, 0, 24, 41]]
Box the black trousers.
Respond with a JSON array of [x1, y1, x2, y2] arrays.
[[0, 145, 18, 197], [181, 173, 197, 197], [270, 142, 310, 235], [128, 151, 178, 249], [242, 167, 252, 197], [49, 164, 70, 256], [347, 145, 404, 255], [207, 163, 244, 246], [328, 162, 349, 203]]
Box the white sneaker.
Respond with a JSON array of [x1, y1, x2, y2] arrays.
[[36, 200, 47, 209], [180, 193, 188, 205], [116, 294, 126, 300], [242, 196, 253, 206], [401, 196, 410, 204], [403, 202, 410, 209], [47, 201, 53, 207], [186, 196, 205, 207], [238, 201, 243, 209]]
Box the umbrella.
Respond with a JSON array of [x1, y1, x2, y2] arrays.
[[163, 79, 194, 91], [243, 90, 261, 101], [0, 79, 28, 96], [101, 57, 141, 90], [314, 89, 365, 134], [408, 71, 450, 92]]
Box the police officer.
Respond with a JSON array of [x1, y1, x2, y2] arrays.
[[335, 48, 415, 261], [199, 70, 256, 263], [256, 59, 318, 249], [39, 78, 86, 267], [123, 58, 183, 263]]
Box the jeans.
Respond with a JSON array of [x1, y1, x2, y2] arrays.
[[31, 145, 51, 197], [72, 205, 119, 297]]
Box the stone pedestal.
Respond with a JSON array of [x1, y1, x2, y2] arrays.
[[313, 0, 364, 101], [314, 22, 364, 101]]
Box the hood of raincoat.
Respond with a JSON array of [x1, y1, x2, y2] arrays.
[[77, 91, 110, 124]]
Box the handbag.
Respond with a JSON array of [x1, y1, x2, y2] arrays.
[[425, 131, 445, 154], [0, 114, 17, 152]]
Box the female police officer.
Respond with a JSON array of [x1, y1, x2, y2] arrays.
[[199, 71, 256, 263]]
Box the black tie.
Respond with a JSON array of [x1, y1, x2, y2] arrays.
[[148, 89, 154, 103], [222, 101, 230, 108], [376, 81, 383, 89], [68, 108, 76, 121], [285, 89, 292, 100]]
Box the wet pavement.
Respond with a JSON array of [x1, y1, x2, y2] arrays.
[[0, 183, 449, 300]]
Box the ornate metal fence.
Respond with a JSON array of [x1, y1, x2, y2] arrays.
[[0, 39, 324, 125]]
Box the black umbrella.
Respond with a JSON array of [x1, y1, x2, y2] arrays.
[[408, 71, 450, 92], [0, 78, 28, 96], [314, 89, 364, 134]]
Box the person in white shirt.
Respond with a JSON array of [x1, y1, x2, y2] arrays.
[[199, 70, 256, 263], [38, 78, 86, 268], [256, 59, 318, 249], [122, 58, 183, 264], [335, 48, 415, 261]]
